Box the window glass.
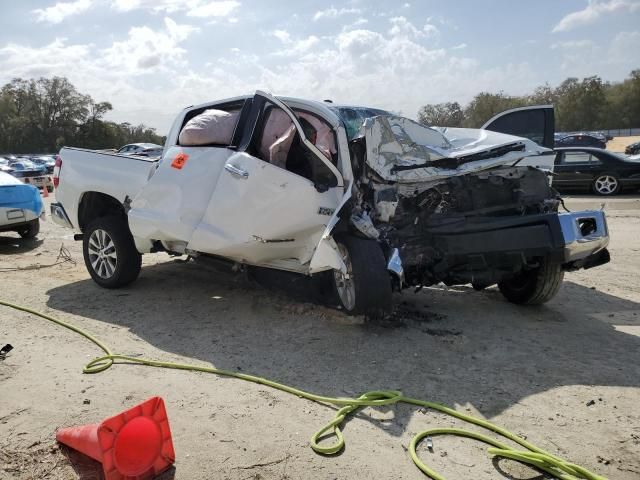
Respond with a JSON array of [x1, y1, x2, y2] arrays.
[[562, 152, 591, 164], [329, 106, 392, 140], [255, 104, 337, 188]]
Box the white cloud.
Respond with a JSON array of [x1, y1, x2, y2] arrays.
[[607, 30, 640, 62], [313, 7, 361, 21], [452, 43, 467, 50], [102, 17, 198, 74], [551, 39, 595, 49], [553, 0, 640, 32], [272, 29, 291, 43], [271, 30, 320, 57], [549, 30, 638, 78], [33, 0, 93, 24], [111, 0, 240, 17], [388, 17, 439, 40], [187, 1, 240, 18]]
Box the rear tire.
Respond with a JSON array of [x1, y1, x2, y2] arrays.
[[498, 258, 564, 305], [83, 215, 141, 288], [332, 235, 392, 318], [18, 219, 40, 239], [592, 173, 620, 196]]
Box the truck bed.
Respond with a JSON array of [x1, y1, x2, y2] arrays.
[[56, 147, 159, 229]]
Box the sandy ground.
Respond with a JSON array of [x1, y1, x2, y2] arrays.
[[1, 195, 639, 480], [606, 135, 640, 153]]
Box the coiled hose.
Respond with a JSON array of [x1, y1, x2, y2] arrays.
[[0, 300, 607, 480]]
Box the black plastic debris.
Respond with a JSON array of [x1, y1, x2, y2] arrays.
[[0, 344, 13, 360]]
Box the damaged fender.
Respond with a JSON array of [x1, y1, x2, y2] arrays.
[[308, 182, 353, 274]]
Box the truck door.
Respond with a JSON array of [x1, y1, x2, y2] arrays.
[[481, 105, 555, 149], [481, 105, 556, 172], [187, 91, 344, 270]]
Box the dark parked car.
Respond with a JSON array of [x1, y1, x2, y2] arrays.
[[554, 134, 607, 149], [625, 141, 640, 155], [553, 147, 640, 195]]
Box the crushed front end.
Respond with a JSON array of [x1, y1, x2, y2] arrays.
[[347, 116, 610, 295]]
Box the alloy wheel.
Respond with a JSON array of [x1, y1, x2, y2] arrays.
[[87, 229, 118, 279], [594, 175, 618, 195], [334, 243, 356, 311]]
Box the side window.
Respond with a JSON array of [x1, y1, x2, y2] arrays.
[[178, 104, 242, 147], [293, 110, 338, 164], [562, 152, 591, 164], [589, 155, 602, 165], [252, 104, 337, 188]]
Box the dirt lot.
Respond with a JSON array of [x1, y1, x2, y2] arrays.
[[1, 195, 639, 480], [607, 135, 640, 153]]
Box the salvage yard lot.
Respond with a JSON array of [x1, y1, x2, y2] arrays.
[[1, 196, 639, 479]]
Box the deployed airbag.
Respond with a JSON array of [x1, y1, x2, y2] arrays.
[[179, 109, 240, 146]]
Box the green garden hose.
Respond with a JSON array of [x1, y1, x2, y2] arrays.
[[0, 299, 607, 480]]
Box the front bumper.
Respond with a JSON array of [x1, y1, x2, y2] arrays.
[[50, 202, 74, 229], [397, 210, 610, 272], [558, 210, 609, 263]]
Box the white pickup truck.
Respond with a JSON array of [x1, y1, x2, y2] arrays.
[[51, 91, 610, 316]]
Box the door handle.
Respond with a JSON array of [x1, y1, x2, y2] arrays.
[[225, 164, 249, 179]]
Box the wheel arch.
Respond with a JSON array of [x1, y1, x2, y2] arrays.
[[77, 192, 127, 232]]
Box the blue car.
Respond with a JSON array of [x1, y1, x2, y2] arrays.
[[0, 171, 43, 238]]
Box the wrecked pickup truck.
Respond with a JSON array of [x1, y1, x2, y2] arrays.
[[51, 91, 609, 316]]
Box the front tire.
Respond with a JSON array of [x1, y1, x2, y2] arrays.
[[332, 235, 392, 317], [498, 258, 564, 305], [83, 215, 141, 288], [18, 219, 40, 239]]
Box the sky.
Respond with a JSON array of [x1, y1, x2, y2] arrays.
[[0, 0, 639, 133]]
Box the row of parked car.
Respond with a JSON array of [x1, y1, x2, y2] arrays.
[[1, 144, 164, 240], [0, 154, 56, 192]]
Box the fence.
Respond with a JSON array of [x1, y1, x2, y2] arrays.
[[557, 128, 640, 138], [599, 128, 640, 137]]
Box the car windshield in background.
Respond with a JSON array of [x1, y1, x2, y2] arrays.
[[328, 106, 392, 140]]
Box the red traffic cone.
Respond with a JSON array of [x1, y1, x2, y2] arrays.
[[56, 396, 175, 480]]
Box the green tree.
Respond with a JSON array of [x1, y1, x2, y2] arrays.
[[555, 76, 607, 131], [462, 92, 528, 128], [417, 102, 464, 126], [0, 76, 164, 153]]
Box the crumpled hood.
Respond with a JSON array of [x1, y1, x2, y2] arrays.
[[364, 116, 552, 183]]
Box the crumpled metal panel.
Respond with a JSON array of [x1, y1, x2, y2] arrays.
[[364, 116, 549, 185]]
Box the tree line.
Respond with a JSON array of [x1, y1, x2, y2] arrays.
[[0, 77, 165, 154], [417, 69, 640, 131]]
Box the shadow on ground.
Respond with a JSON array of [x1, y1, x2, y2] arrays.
[[0, 235, 43, 255], [45, 259, 640, 444]]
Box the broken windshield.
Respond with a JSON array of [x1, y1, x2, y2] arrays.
[[329, 106, 391, 140]]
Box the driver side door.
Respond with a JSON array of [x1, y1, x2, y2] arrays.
[[187, 92, 344, 271]]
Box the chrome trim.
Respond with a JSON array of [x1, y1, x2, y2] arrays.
[[387, 248, 404, 286], [225, 163, 249, 178], [559, 210, 609, 262], [50, 202, 73, 229]]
